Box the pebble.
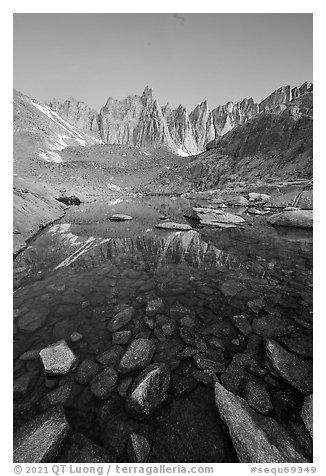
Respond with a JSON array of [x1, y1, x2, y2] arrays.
[[75, 360, 100, 385], [90, 367, 118, 399], [70, 332, 84, 343], [112, 330, 132, 345], [107, 307, 135, 332], [118, 339, 156, 374]]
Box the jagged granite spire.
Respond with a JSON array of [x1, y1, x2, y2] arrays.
[[47, 81, 313, 155]]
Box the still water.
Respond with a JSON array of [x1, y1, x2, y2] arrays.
[[13, 197, 313, 462]]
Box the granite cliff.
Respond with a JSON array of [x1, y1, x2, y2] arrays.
[[140, 85, 313, 194], [47, 82, 312, 156]]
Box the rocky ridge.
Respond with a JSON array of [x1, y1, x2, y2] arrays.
[[47, 82, 312, 155]]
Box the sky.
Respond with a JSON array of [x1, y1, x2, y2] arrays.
[[13, 13, 313, 112]]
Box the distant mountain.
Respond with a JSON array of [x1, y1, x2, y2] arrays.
[[47, 82, 313, 155], [139, 86, 313, 194], [13, 89, 102, 169]]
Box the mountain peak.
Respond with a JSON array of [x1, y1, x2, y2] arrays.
[[142, 86, 153, 98]]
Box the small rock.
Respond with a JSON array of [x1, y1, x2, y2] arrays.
[[231, 338, 240, 346], [170, 365, 197, 396], [109, 214, 133, 221], [221, 352, 257, 396], [144, 317, 155, 329], [243, 380, 273, 415], [17, 308, 49, 332], [118, 377, 133, 397], [146, 298, 165, 316], [70, 332, 83, 343], [127, 433, 150, 463], [118, 339, 156, 374], [155, 222, 192, 231], [248, 362, 267, 378], [126, 363, 170, 419], [219, 280, 245, 297], [14, 373, 36, 398], [19, 349, 40, 361], [252, 315, 288, 338], [39, 340, 78, 376], [112, 330, 132, 345], [75, 360, 99, 385], [192, 370, 217, 388], [180, 316, 196, 328], [265, 340, 313, 395], [96, 346, 124, 366], [161, 323, 174, 336], [247, 299, 265, 314], [230, 315, 252, 336], [193, 354, 225, 373], [179, 327, 207, 352], [47, 383, 73, 406], [178, 346, 199, 359], [107, 307, 135, 332], [210, 338, 225, 351], [90, 367, 118, 399]]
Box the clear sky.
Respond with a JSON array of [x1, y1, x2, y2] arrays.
[[13, 13, 313, 112]]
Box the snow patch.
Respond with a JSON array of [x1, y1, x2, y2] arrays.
[[177, 148, 190, 157], [50, 223, 72, 234], [37, 149, 63, 163], [28, 98, 102, 150], [107, 183, 122, 192], [107, 198, 123, 206]]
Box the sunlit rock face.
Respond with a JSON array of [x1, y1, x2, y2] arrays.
[[14, 89, 102, 167], [204, 98, 259, 144], [98, 87, 176, 151], [45, 81, 313, 156], [162, 104, 198, 155], [47, 97, 100, 137]]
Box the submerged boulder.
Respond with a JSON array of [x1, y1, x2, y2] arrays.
[[214, 381, 308, 463], [126, 363, 170, 418], [118, 339, 156, 374], [14, 406, 70, 463], [107, 307, 135, 332], [265, 340, 313, 395], [190, 207, 245, 227], [127, 433, 151, 463], [90, 367, 118, 399], [268, 210, 312, 229]]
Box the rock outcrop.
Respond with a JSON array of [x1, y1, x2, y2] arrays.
[[214, 382, 308, 463]]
